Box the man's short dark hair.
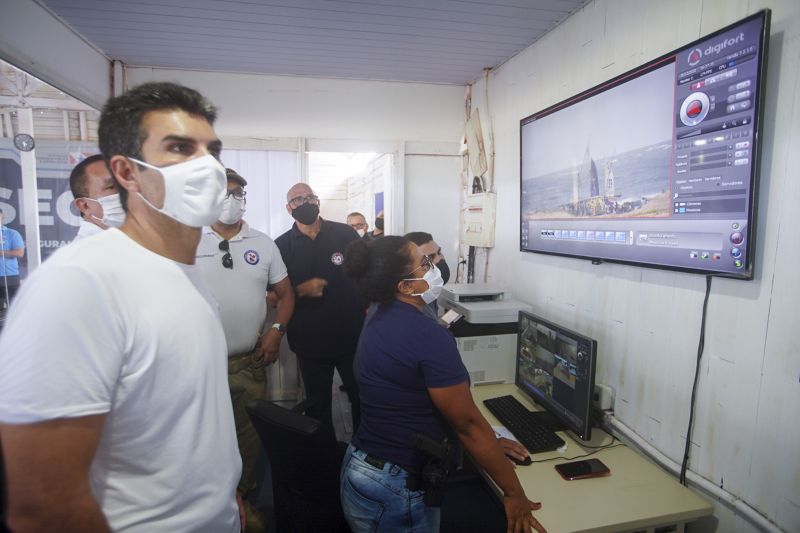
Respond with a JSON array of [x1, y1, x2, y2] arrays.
[[69, 154, 105, 201], [405, 231, 433, 246], [347, 212, 366, 220], [225, 168, 247, 187], [97, 82, 217, 209]]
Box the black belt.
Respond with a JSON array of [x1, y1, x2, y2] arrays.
[[362, 453, 388, 470], [358, 449, 418, 475]]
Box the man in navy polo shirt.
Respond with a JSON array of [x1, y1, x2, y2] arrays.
[[275, 183, 364, 431]]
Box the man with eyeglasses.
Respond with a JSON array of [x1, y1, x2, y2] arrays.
[[346, 211, 371, 240], [405, 232, 452, 320], [196, 168, 294, 531], [275, 183, 365, 433]]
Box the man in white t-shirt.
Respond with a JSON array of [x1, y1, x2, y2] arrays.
[[0, 82, 242, 533], [196, 168, 294, 531], [69, 154, 125, 240]]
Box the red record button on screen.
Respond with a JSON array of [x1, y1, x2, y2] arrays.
[[680, 92, 710, 126], [686, 99, 703, 118]]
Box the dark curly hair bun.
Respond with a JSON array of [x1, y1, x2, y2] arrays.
[[344, 239, 371, 278], [344, 236, 411, 304]]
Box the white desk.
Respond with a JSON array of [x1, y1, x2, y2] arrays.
[[472, 384, 712, 533]]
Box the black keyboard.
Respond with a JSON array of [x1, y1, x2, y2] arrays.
[[483, 395, 565, 453]]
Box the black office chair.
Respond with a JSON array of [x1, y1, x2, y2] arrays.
[[246, 399, 350, 533]]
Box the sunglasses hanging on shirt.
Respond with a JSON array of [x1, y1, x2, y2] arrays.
[[219, 240, 233, 269]]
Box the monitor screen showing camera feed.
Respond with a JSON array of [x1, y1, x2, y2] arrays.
[[516, 311, 596, 441], [520, 11, 770, 279]]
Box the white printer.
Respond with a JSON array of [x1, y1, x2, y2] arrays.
[[438, 284, 531, 386]]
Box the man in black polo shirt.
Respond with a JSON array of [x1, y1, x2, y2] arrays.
[[275, 183, 364, 431]]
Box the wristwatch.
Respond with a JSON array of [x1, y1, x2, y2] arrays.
[[271, 323, 286, 335]]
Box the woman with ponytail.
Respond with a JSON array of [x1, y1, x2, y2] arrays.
[[340, 236, 547, 533]]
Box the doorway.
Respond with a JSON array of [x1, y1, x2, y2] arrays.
[[307, 151, 389, 233]]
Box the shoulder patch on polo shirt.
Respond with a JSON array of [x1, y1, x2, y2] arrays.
[[330, 252, 344, 266], [244, 249, 260, 265]]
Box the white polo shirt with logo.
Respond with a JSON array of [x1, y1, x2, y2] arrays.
[[196, 221, 288, 356]]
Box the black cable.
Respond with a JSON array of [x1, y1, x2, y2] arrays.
[[455, 259, 467, 284], [467, 246, 476, 283], [679, 275, 712, 485], [574, 436, 618, 449], [529, 442, 625, 464]]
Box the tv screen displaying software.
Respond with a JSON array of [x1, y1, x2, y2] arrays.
[[520, 11, 770, 279], [516, 311, 596, 441]]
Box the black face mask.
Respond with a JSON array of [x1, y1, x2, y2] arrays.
[[291, 203, 319, 225], [437, 259, 450, 284], [374, 217, 384, 231]]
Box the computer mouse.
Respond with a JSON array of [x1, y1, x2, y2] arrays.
[[511, 455, 533, 466]]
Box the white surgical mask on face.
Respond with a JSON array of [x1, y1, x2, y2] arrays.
[[129, 154, 226, 228], [218, 195, 246, 224], [407, 264, 445, 304], [356, 228, 366, 238], [84, 193, 125, 228]]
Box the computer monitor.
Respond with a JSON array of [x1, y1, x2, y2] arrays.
[[515, 311, 597, 441], [520, 10, 771, 280]]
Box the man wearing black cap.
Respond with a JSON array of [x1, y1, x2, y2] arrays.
[[196, 168, 295, 532]]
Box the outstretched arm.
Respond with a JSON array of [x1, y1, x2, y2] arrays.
[[429, 383, 547, 533]]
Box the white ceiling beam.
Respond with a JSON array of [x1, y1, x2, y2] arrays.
[[0, 0, 110, 109]]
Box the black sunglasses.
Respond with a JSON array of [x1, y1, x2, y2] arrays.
[[219, 240, 233, 269]]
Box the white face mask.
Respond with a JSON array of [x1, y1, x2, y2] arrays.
[[129, 154, 226, 228], [356, 228, 366, 238], [218, 195, 246, 224], [407, 264, 445, 304], [83, 193, 125, 228]]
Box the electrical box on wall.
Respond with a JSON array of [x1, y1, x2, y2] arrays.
[[462, 192, 496, 247]]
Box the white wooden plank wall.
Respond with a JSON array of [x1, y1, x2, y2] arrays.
[[472, 0, 800, 531]]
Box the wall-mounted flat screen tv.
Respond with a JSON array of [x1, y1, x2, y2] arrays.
[[520, 10, 770, 279]]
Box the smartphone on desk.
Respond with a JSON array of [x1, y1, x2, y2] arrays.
[[555, 459, 610, 480]]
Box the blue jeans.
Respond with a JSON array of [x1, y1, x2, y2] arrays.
[[340, 444, 441, 533]]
